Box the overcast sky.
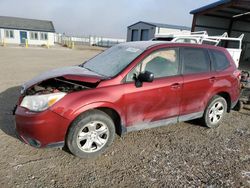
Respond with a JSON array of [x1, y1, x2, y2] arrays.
[[0, 0, 217, 38]]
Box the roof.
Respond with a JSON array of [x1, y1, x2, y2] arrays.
[[190, 0, 232, 14], [190, 0, 250, 22], [128, 21, 191, 31], [118, 41, 166, 50], [120, 41, 226, 51], [0, 16, 55, 32]]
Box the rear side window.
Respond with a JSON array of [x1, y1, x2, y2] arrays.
[[182, 48, 210, 74], [210, 50, 230, 71]]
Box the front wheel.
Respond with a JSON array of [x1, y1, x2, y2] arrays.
[[202, 95, 227, 128], [66, 110, 116, 158]]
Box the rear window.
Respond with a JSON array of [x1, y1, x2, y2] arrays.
[[210, 50, 230, 71], [182, 48, 210, 74]]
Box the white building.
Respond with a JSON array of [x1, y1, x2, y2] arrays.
[[0, 16, 55, 46], [127, 21, 191, 42]]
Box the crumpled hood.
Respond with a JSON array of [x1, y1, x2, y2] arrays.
[[22, 66, 105, 91]]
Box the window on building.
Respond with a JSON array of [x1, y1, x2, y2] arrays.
[[210, 50, 230, 71], [30, 32, 39, 40], [4, 30, 14, 38], [40, 32, 48, 40], [182, 48, 210, 74]]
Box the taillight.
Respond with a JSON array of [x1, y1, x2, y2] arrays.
[[233, 70, 241, 80]]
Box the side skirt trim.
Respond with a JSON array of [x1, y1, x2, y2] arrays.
[[178, 111, 204, 122], [126, 111, 204, 133], [45, 141, 65, 148]]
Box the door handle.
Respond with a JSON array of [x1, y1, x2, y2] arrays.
[[209, 77, 216, 82], [171, 83, 181, 89]]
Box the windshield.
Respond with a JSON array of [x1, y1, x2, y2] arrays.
[[82, 44, 144, 77]]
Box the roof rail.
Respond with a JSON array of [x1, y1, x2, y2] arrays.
[[190, 31, 208, 36]]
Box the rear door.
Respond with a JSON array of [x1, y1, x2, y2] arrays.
[[123, 48, 183, 127], [180, 47, 214, 116], [209, 49, 240, 103]]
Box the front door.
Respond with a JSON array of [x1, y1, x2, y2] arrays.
[[20, 31, 27, 44], [123, 48, 183, 127]]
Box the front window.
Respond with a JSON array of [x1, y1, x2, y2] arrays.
[[126, 48, 179, 82], [5, 30, 14, 38], [82, 44, 143, 77], [142, 48, 179, 78]]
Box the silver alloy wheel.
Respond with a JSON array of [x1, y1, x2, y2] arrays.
[[76, 121, 109, 153], [208, 101, 224, 124]]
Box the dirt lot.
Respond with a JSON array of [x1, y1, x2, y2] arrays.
[[0, 46, 249, 188]]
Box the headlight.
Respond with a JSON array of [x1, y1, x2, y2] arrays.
[[20, 92, 66, 112]]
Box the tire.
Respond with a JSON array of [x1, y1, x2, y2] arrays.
[[66, 109, 116, 158], [201, 95, 227, 128], [233, 100, 243, 112]]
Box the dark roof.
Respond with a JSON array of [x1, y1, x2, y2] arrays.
[[190, 0, 232, 14], [190, 0, 250, 22], [0, 16, 55, 32], [128, 21, 191, 31]]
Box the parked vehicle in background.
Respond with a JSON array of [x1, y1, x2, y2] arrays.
[[14, 41, 241, 158], [153, 31, 244, 68]]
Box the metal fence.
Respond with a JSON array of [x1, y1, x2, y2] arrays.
[[55, 33, 126, 48]]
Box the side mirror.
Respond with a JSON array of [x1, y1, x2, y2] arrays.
[[138, 71, 154, 82], [135, 71, 154, 88]]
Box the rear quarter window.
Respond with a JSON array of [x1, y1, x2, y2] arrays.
[[182, 48, 210, 74], [210, 50, 230, 71]]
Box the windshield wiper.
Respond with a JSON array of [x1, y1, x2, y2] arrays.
[[79, 61, 86, 67]]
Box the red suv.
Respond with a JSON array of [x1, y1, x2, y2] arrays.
[[14, 41, 241, 158]]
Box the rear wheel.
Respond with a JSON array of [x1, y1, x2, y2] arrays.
[[66, 110, 115, 158], [233, 100, 243, 112], [202, 95, 227, 128]]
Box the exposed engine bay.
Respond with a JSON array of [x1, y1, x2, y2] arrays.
[[24, 77, 98, 96]]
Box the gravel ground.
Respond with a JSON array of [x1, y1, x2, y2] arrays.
[[0, 46, 249, 188]]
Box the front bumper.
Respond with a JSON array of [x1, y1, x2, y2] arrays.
[[15, 106, 71, 148]]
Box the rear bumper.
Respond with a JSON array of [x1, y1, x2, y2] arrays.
[[15, 106, 70, 148]]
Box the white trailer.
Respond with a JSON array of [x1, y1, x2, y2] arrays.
[[154, 31, 244, 68]]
